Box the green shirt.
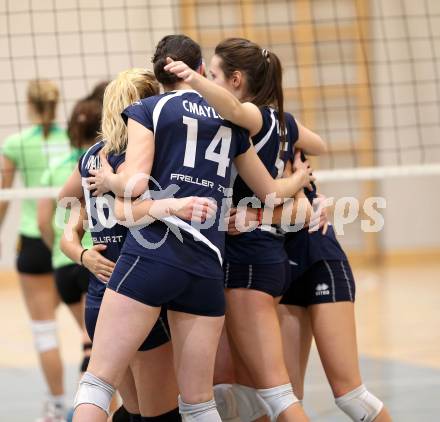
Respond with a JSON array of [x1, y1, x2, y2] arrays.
[[40, 148, 93, 269], [2, 124, 70, 238]]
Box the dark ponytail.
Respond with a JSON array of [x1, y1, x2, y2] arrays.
[[152, 34, 202, 86], [85, 80, 110, 104], [260, 50, 285, 144], [67, 99, 102, 149], [215, 38, 286, 143]]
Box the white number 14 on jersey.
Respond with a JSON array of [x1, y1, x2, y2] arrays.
[[182, 116, 231, 178]]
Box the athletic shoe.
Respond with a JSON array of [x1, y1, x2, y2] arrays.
[[35, 400, 67, 422]]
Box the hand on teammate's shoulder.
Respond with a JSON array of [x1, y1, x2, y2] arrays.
[[164, 57, 196, 83]]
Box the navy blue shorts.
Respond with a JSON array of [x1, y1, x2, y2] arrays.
[[85, 303, 170, 352], [280, 259, 355, 307], [107, 253, 225, 317], [224, 260, 291, 298]]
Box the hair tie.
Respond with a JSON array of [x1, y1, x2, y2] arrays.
[[261, 48, 270, 65]]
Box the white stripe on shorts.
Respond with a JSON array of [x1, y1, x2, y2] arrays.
[[323, 260, 336, 302], [246, 264, 253, 288], [224, 262, 230, 288], [340, 261, 353, 301], [115, 256, 140, 292]]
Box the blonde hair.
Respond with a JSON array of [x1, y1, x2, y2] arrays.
[[27, 79, 59, 138], [101, 68, 159, 155]]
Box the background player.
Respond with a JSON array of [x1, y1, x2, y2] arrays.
[[0, 79, 71, 422], [37, 97, 100, 415]]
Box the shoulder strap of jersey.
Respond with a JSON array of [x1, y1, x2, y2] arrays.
[[254, 108, 276, 153], [152, 90, 201, 133]]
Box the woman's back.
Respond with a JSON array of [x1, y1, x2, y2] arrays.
[[2, 124, 69, 237], [121, 89, 250, 278], [226, 107, 299, 265]]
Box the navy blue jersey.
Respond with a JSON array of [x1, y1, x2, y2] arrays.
[[225, 107, 299, 264], [284, 225, 348, 279], [285, 153, 347, 277], [79, 141, 127, 301], [120, 90, 250, 279]]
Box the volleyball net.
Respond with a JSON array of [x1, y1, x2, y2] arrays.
[[1, 0, 440, 201]]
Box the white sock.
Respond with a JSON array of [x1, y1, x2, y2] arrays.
[[49, 394, 65, 408], [178, 396, 222, 422]]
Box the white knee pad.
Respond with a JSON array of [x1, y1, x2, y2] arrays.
[[178, 396, 221, 422], [257, 383, 299, 422], [73, 371, 115, 415], [31, 320, 58, 352], [335, 384, 383, 422], [231, 384, 266, 422], [213, 384, 240, 421]]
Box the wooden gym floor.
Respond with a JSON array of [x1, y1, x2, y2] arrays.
[[0, 261, 439, 421]]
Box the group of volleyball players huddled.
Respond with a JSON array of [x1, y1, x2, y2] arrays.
[[1, 34, 393, 422]]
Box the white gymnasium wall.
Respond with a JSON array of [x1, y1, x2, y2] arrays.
[[371, 0, 440, 251], [1, 0, 440, 269]]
